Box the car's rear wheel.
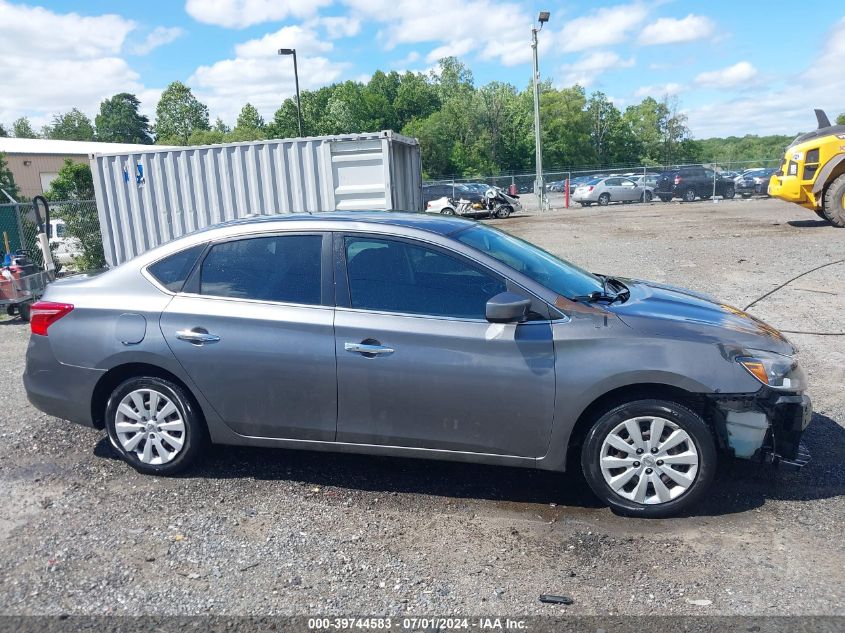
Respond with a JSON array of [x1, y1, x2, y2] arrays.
[[822, 173, 845, 227], [659, 195, 672, 203], [598, 193, 610, 206], [723, 185, 735, 199], [440, 207, 456, 215], [17, 302, 31, 322], [106, 376, 204, 475], [581, 399, 716, 518], [683, 188, 696, 202], [640, 191, 653, 203]]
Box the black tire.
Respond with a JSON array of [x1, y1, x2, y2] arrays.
[[741, 192, 752, 199], [723, 185, 735, 199], [822, 173, 845, 227], [18, 302, 31, 323], [701, 195, 711, 201], [598, 193, 610, 206], [6, 305, 16, 317], [494, 204, 512, 219], [683, 188, 696, 203], [580, 399, 717, 518], [814, 209, 830, 222], [659, 195, 672, 203], [105, 376, 205, 475], [640, 190, 653, 203]]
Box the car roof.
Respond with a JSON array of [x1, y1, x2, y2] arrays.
[[202, 211, 477, 237]]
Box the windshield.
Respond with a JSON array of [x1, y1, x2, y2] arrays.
[[455, 224, 604, 298]]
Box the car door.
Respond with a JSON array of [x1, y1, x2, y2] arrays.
[[619, 178, 638, 201], [159, 232, 338, 440], [604, 178, 621, 200], [333, 233, 556, 458]]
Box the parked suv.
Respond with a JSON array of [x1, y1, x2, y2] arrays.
[[655, 167, 736, 202]]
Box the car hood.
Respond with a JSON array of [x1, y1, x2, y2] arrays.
[[606, 279, 795, 355]]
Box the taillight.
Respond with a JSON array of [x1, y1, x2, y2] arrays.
[[674, 175, 681, 185], [587, 186, 594, 192], [30, 301, 74, 336]]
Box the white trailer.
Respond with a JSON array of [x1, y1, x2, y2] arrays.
[[90, 131, 422, 266]]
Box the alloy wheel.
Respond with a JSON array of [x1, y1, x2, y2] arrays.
[[114, 388, 186, 465], [599, 416, 699, 505]]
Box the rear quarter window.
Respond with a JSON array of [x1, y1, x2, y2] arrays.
[[147, 244, 205, 292]]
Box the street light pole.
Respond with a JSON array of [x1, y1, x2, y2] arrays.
[[278, 48, 303, 137], [532, 11, 550, 211]]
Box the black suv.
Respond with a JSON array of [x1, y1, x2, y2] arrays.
[[654, 167, 736, 202]]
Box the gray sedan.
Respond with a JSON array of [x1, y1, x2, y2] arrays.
[[24, 212, 810, 517], [573, 176, 647, 206]]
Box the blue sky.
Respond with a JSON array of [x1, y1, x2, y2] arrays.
[[2, 0, 843, 138]]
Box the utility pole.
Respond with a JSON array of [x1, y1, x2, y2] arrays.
[[532, 11, 550, 211]]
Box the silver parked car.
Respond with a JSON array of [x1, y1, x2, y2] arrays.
[[24, 212, 811, 517], [572, 176, 647, 206]]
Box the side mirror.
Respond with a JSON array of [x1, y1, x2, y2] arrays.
[[486, 292, 532, 323]]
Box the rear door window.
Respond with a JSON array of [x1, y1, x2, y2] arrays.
[[199, 234, 323, 305], [148, 244, 206, 292]]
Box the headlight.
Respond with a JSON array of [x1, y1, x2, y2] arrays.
[[736, 349, 806, 390]]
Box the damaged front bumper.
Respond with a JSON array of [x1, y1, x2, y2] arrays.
[[707, 390, 812, 470]]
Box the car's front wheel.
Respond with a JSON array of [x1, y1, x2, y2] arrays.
[[105, 376, 204, 475], [581, 399, 716, 518], [723, 185, 735, 199]]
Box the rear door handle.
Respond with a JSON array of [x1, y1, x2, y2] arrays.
[[176, 329, 221, 344], [344, 342, 394, 356]]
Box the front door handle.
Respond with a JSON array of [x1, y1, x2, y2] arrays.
[[176, 329, 221, 344], [344, 342, 394, 356]]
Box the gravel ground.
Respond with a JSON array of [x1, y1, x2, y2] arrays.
[[0, 196, 842, 617]]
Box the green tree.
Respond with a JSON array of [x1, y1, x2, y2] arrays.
[[12, 117, 37, 138], [0, 153, 20, 201], [228, 103, 266, 141], [836, 112, 845, 125], [44, 159, 94, 200], [43, 108, 96, 141], [540, 85, 594, 168], [95, 93, 152, 144], [154, 81, 210, 145], [44, 160, 103, 269], [0, 124, 7, 137], [187, 118, 230, 145], [394, 72, 441, 128]]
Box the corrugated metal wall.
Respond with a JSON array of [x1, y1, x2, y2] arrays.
[[91, 131, 422, 266]]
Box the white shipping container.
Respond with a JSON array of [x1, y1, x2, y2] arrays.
[[90, 131, 422, 266]]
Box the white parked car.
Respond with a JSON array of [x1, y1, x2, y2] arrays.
[[49, 219, 83, 268], [572, 177, 647, 206]]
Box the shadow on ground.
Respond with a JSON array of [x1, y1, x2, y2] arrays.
[[93, 412, 844, 519]]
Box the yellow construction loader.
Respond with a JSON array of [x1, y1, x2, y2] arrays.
[[768, 109, 845, 227]]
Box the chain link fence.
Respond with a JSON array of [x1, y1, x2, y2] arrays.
[[0, 199, 103, 274], [423, 158, 784, 208]]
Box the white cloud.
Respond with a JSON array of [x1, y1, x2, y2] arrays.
[[341, 0, 539, 67], [559, 3, 648, 53], [638, 14, 715, 45], [132, 26, 185, 55], [0, 0, 135, 58], [235, 25, 333, 57], [634, 83, 683, 97], [391, 51, 420, 69], [560, 51, 635, 87], [0, 1, 150, 127], [686, 18, 845, 136], [695, 61, 757, 88], [190, 26, 347, 123], [185, 0, 330, 29], [321, 15, 362, 39]]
